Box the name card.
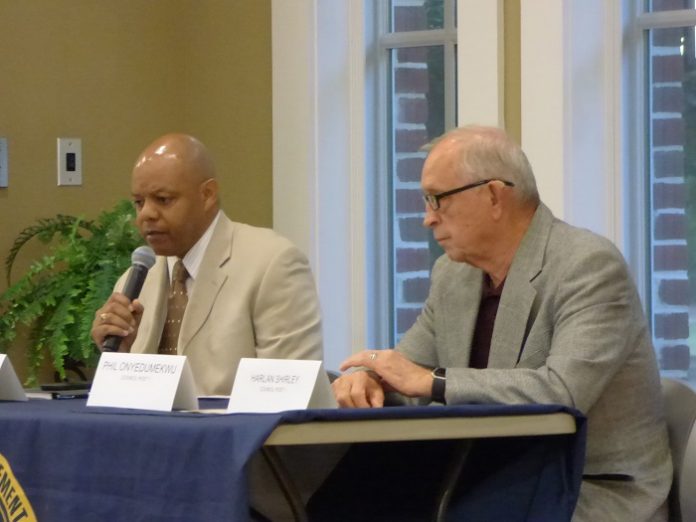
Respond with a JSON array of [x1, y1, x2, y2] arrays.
[[227, 358, 337, 413], [87, 353, 197, 411], [0, 355, 27, 401]]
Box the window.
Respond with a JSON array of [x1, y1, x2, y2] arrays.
[[366, 0, 456, 346], [272, 1, 502, 367], [631, 0, 696, 384]]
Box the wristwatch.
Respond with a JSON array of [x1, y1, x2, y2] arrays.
[[431, 367, 446, 404]]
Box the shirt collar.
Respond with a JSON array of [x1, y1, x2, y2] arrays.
[[166, 210, 221, 284]]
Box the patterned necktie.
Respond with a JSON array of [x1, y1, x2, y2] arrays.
[[158, 259, 189, 355]]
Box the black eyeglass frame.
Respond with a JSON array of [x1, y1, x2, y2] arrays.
[[422, 179, 515, 210]]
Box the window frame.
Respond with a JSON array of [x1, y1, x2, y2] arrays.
[[372, 0, 458, 345], [271, 0, 503, 368]]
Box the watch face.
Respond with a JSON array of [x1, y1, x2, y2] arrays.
[[433, 367, 446, 379]]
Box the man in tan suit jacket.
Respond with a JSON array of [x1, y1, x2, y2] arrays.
[[90, 133, 322, 395], [90, 133, 326, 521], [333, 126, 672, 521]]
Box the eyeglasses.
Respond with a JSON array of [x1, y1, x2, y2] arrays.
[[422, 179, 515, 211]]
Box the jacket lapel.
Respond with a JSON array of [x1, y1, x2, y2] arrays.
[[132, 257, 169, 353], [178, 215, 233, 354], [440, 263, 482, 368], [487, 204, 553, 368]]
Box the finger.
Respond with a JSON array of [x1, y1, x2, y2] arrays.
[[332, 379, 356, 408], [129, 299, 144, 315], [350, 382, 372, 408], [338, 353, 363, 372], [353, 394, 372, 408], [106, 292, 133, 308], [349, 372, 383, 408], [339, 351, 378, 372], [102, 293, 138, 322], [99, 310, 136, 334], [367, 384, 385, 408]]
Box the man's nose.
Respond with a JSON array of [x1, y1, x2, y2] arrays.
[[423, 205, 438, 228], [138, 200, 158, 221]]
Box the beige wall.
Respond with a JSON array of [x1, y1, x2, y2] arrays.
[[0, 0, 519, 381], [0, 0, 271, 379], [504, 0, 521, 144]]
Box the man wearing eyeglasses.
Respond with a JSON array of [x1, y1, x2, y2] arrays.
[[332, 126, 671, 521]]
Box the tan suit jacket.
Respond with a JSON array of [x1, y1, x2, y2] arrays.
[[398, 204, 672, 521], [117, 213, 323, 396]]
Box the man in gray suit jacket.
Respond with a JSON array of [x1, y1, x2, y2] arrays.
[[333, 126, 672, 521]]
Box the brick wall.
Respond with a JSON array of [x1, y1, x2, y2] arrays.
[[391, 1, 440, 340], [389, 0, 695, 371], [650, 25, 691, 375]]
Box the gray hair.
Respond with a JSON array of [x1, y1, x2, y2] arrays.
[[434, 125, 540, 205]]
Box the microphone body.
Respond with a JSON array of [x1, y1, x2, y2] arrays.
[[102, 246, 156, 352]]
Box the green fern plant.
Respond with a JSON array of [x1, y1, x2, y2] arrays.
[[0, 200, 142, 385]]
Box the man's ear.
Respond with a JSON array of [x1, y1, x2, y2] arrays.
[[487, 181, 505, 220], [200, 178, 219, 209]]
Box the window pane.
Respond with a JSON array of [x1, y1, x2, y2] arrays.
[[390, 45, 446, 341], [649, 0, 695, 11], [647, 26, 696, 383], [390, 0, 444, 32]]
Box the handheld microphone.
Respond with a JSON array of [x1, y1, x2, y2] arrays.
[[102, 246, 156, 352]]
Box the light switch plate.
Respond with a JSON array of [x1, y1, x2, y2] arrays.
[[57, 138, 82, 186], [0, 138, 7, 188]]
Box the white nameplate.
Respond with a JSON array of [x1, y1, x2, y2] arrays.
[[0, 355, 27, 401], [227, 358, 337, 413], [87, 353, 197, 411]]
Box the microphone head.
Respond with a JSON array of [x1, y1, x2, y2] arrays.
[[131, 246, 156, 270]]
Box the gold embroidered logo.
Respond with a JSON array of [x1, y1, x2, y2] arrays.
[[0, 453, 36, 522]]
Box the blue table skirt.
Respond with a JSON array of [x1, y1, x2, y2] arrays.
[[0, 400, 585, 521]]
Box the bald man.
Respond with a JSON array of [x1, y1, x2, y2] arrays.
[[91, 134, 323, 396], [332, 126, 671, 521]]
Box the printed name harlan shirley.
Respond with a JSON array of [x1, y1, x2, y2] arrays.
[[251, 374, 300, 385]]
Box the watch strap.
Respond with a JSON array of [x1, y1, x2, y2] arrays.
[[431, 367, 446, 404]]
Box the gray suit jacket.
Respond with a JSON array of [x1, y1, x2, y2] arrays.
[[117, 213, 323, 396], [398, 204, 671, 521]]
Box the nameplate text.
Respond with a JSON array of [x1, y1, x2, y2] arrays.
[[227, 358, 337, 413], [87, 352, 197, 411]]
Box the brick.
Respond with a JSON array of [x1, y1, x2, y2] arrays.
[[652, 54, 684, 83], [397, 47, 428, 63], [399, 97, 428, 124], [652, 85, 684, 113], [658, 279, 690, 306], [396, 307, 421, 335], [402, 277, 430, 303], [652, 27, 687, 47], [396, 247, 430, 272], [396, 188, 425, 213], [653, 150, 684, 178], [654, 312, 689, 339], [660, 345, 691, 371], [395, 68, 429, 94], [651, 0, 690, 12], [395, 128, 430, 153], [653, 182, 686, 210], [398, 216, 428, 242], [652, 117, 685, 147], [396, 157, 425, 183], [393, 6, 427, 32], [654, 244, 689, 271], [654, 213, 686, 240]]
